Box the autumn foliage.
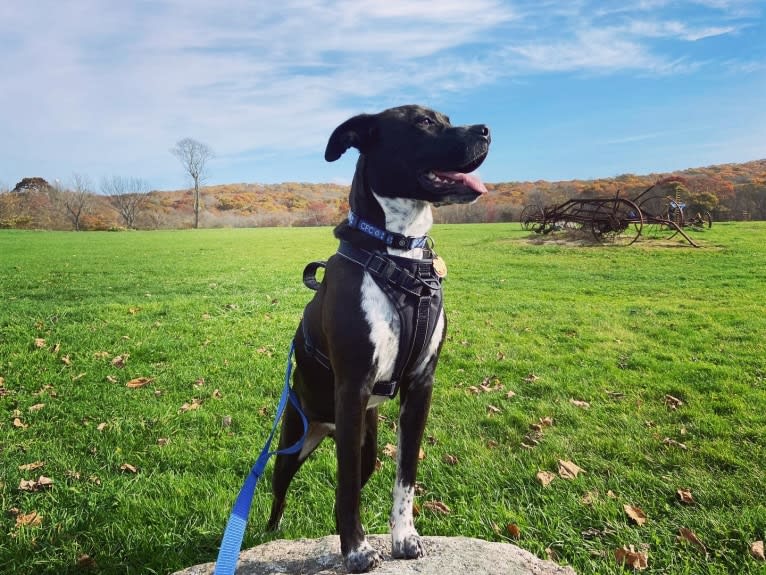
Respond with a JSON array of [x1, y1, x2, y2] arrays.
[[2, 159, 765, 230]]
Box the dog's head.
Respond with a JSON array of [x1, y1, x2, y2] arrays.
[[325, 105, 490, 206]]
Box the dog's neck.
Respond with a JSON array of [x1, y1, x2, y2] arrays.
[[336, 155, 433, 259], [372, 192, 432, 259]]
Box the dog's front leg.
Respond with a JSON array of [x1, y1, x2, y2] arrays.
[[335, 384, 384, 573], [390, 381, 433, 559]]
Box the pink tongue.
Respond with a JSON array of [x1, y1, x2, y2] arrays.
[[434, 171, 488, 194]]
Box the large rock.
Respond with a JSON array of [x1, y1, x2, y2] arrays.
[[172, 534, 576, 575]]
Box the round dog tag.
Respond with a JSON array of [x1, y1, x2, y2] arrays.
[[432, 255, 447, 278]]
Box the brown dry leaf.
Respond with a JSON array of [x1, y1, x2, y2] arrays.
[[487, 440, 498, 449], [111, 354, 128, 368], [126, 377, 154, 389], [120, 463, 138, 474], [37, 476, 53, 489], [487, 404, 502, 417], [539, 416, 554, 427], [418, 448, 426, 461], [212, 389, 222, 399], [382, 443, 397, 459], [61, 355, 72, 366], [442, 454, 459, 465], [257, 406, 269, 416], [570, 398, 590, 409], [663, 437, 687, 450], [676, 489, 695, 505], [665, 394, 684, 410], [751, 541, 765, 561], [13, 417, 28, 429], [18, 476, 53, 492], [34, 338, 46, 349], [18, 461, 45, 472], [607, 490, 618, 499], [106, 375, 118, 384], [422, 500, 451, 514], [582, 491, 598, 506], [97, 422, 108, 432], [558, 460, 585, 480], [536, 471, 556, 487], [507, 523, 521, 539], [677, 528, 707, 556], [76, 554, 97, 570], [546, 547, 558, 561], [157, 438, 170, 446], [180, 398, 203, 412], [624, 504, 648, 526], [94, 351, 110, 359], [505, 389, 516, 399], [614, 545, 648, 571], [524, 373, 539, 383], [28, 403, 45, 413], [18, 479, 37, 492], [16, 511, 42, 528]]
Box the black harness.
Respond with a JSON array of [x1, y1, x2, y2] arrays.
[[301, 239, 444, 399]]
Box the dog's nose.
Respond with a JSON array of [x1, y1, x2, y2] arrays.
[[472, 124, 491, 143]]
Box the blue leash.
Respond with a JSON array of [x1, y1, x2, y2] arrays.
[[214, 340, 308, 575]]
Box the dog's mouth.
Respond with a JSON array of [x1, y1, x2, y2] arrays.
[[418, 152, 489, 198]]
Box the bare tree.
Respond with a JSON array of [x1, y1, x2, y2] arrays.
[[170, 137, 213, 229], [102, 176, 151, 229], [57, 174, 93, 231]]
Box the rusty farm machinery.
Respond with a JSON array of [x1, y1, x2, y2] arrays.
[[520, 178, 712, 247]]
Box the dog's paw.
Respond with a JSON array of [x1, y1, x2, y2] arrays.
[[344, 540, 384, 573], [392, 532, 425, 560]]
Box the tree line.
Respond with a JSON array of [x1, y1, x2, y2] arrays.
[[2, 158, 765, 231]]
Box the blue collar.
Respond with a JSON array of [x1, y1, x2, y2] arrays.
[[347, 211, 429, 250]]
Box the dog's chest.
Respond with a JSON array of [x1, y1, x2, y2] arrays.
[[359, 272, 444, 408]]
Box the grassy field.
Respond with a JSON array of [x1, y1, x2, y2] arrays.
[[1, 223, 764, 574]]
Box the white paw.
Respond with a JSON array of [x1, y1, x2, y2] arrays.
[[344, 539, 384, 573]]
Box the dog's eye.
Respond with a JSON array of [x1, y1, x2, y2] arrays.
[[416, 117, 435, 128]]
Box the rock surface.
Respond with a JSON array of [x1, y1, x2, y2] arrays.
[[172, 534, 576, 575]]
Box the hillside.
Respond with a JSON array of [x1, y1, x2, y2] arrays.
[[2, 159, 764, 230]]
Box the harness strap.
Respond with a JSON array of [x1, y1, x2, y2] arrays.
[[302, 261, 326, 291], [336, 241, 441, 296]]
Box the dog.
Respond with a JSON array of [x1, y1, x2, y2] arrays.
[[266, 105, 490, 573]]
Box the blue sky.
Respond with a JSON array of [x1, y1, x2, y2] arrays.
[[1, 1, 764, 192]]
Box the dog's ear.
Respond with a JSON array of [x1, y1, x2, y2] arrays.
[[324, 113, 378, 162]]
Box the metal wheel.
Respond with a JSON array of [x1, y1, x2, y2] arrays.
[[590, 199, 643, 246], [520, 204, 545, 233]]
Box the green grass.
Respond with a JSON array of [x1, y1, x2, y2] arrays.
[[1, 223, 765, 574]]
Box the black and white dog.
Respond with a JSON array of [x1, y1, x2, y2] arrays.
[[266, 105, 490, 573]]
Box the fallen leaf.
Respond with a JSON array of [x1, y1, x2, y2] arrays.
[[607, 490, 618, 499], [677, 528, 707, 556], [37, 476, 54, 489], [111, 354, 128, 368], [505, 389, 516, 399], [106, 375, 118, 384], [179, 398, 203, 412], [94, 351, 110, 359], [570, 398, 590, 409], [614, 545, 648, 570], [221, 415, 232, 428], [15, 511, 42, 527], [212, 389, 222, 399], [676, 489, 695, 505], [442, 454, 459, 465], [524, 373, 539, 383], [507, 523, 521, 539], [61, 355, 72, 366], [582, 491, 598, 506], [28, 403, 45, 413], [18, 461, 45, 472], [258, 406, 269, 416], [97, 422, 108, 432], [546, 547, 558, 561], [624, 504, 648, 526], [382, 443, 397, 458], [65, 470, 82, 480], [157, 438, 170, 446], [418, 448, 426, 461], [487, 440, 498, 449], [76, 554, 97, 570], [13, 418, 29, 429], [18, 479, 37, 492], [558, 460, 585, 480], [751, 541, 765, 561], [194, 378, 205, 387], [486, 404, 502, 417], [536, 471, 556, 487], [663, 437, 687, 450], [422, 500, 450, 514], [120, 463, 138, 474], [18, 476, 53, 492], [665, 394, 684, 410], [126, 377, 154, 388], [34, 338, 46, 349]]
